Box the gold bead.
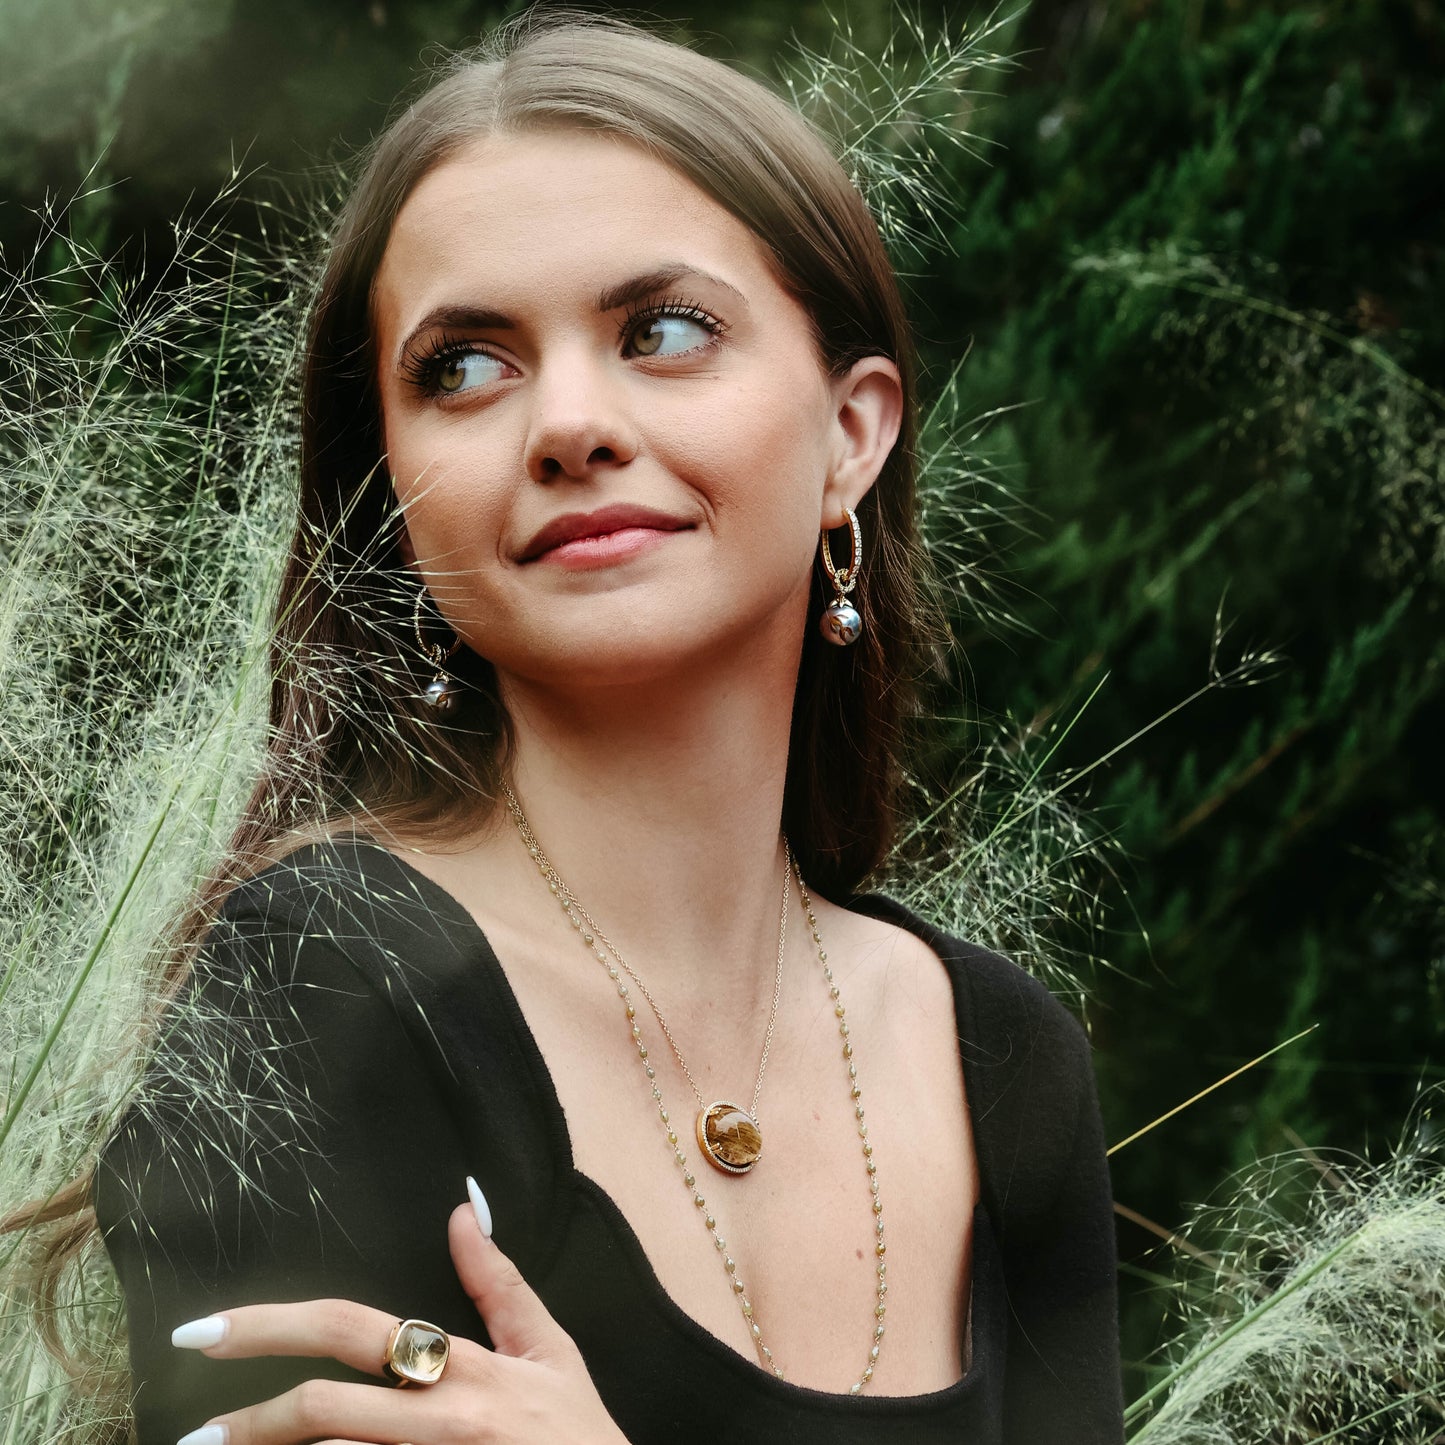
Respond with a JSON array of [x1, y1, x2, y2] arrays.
[[875, 1242, 887, 1256]]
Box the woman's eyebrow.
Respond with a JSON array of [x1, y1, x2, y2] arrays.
[[394, 264, 748, 368], [595, 263, 748, 313]]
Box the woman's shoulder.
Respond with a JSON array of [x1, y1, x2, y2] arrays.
[[202, 833, 485, 988], [851, 890, 1093, 1085], [849, 891, 1105, 1235]]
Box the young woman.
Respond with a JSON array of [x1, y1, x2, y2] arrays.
[[93, 16, 1123, 1444]]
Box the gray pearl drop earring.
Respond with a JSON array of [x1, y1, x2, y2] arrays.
[[413, 583, 464, 711], [818, 508, 863, 646]]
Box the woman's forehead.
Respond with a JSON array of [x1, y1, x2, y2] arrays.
[[371, 130, 781, 340]]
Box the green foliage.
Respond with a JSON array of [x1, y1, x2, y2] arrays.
[[915, 0, 1445, 1393]]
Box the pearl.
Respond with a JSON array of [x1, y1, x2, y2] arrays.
[[422, 677, 459, 710], [820, 600, 863, 645]]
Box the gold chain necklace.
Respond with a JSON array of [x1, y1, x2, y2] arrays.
[[504, 784, 785, 1174], [503, 786, 889, 1392]]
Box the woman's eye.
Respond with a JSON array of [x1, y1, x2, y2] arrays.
[[432, 350, 508, 394], [626, 312, 717, 359]]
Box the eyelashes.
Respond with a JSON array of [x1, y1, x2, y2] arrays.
[[616, 296, 727, 354], [397, 330, 502, 397], [398, 296, 729, 400]]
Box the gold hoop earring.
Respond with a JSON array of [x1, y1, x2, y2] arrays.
[[413, 583, 464, 712], [818, 508, 863, 647]]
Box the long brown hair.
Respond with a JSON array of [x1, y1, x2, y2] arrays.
[[255, 9, 929, 893], [7, 9, 935, 1401]]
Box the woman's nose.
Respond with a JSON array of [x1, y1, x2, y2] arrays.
[[523, 349, 639, 484]]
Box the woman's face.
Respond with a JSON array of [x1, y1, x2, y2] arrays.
[[372, 129, 899, 691]]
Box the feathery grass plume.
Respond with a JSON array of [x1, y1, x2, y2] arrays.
[[1126, 1097, 1445, 1444], [779, 4, 1022, 267], [0, 173, 312, 1436], [886, 598, 1283, 1012], [1071, 244, 1445, 588]]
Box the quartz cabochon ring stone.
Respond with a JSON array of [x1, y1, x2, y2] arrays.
[[697, 1101, 763, 1174], [383, 1318, 450, 1387]]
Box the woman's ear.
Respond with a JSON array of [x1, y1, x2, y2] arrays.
[[820, 356, 903, 528]]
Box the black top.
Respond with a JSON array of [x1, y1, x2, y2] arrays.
[[96, 838, 1124, 1443]]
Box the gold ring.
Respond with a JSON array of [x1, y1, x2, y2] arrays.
[[382, 1317, 450, 1387]]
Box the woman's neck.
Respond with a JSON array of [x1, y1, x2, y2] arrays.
[[491, 647, 799, 1003]]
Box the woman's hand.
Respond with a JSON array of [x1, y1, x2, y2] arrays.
[[170, 1181, 628, 1445]]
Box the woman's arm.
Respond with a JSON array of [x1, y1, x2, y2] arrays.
[[96, 898, 482, 1440], [998, 1010, 1123, 1443], [960, 947, 1125, 1444]]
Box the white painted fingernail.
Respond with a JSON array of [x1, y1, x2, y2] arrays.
[[171, 1316, 229, 1349], [466, 1175, 493, 1238], [175, 1426, 227, 1445]]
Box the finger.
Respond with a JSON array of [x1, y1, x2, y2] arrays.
[[171, 1298, 481, 1385], [185, 1378, 454, 1445], [449, 1193, 570, 1363]]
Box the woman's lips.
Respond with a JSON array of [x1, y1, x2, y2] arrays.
[[538, 526, 682, 569], [519, 505, 693, 566]]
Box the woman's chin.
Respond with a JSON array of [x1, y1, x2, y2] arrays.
[[484, 607, 803, 697]]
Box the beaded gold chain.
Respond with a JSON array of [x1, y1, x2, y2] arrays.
[[504, 789, 888, 1392]]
